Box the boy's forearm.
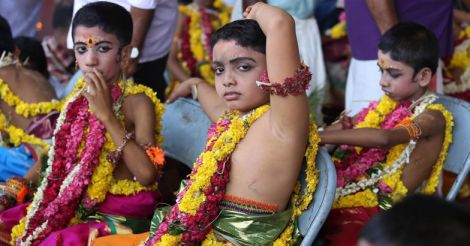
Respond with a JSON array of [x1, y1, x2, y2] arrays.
[[366, 0, 398, 34], [130, 6, 153, 51], [195, 81, 226, 122], [101, 116, 157, 185], [319, 128, 409, 148]]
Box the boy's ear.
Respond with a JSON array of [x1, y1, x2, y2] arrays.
[[415, 67, 433, 88], [120, 44, 132, 66]]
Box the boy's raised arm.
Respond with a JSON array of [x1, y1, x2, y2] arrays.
[[245, 3, 309, 138]]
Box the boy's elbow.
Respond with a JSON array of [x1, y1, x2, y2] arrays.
[[267, 12, 295, 32], [137, 170, 158, 186]]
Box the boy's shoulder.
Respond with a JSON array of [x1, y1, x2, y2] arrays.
[[417, 105, 447, 130]]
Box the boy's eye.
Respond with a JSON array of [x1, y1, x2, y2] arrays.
[[97, 45, 111, 53], [214, 67, 224, 75], [74, 46, 87, 54], [388, 71, 401, 79], [238, 64, 251, 71]]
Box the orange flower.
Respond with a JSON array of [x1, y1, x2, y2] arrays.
[[146, 146, 165, 167]]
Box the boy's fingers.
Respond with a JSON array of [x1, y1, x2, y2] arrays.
[[84, 76, 96, 95], [87, 72, 103, 92], [82, 90, 91, 101], [166, 92, 176, 104], [93, 68, 107, 90]]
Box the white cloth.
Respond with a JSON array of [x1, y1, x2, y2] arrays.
[[345, 58, 444, 116], [67, 0, 177, 63], [295, 16, 327, 98], [345, 58, 383, 116]]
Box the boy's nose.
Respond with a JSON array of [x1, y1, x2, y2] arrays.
[[379, 75, 389, 87], [223, 73, 236, 87], [84, 52, 98, 67]]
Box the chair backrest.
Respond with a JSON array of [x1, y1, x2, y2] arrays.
[[161, 98, 212, 168], [299, 147, 336, 245], [435, 94, 470, 201]]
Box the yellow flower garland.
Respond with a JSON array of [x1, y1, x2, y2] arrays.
[[200, 119, 321, 245], [355, 96, 397, 129], [334, 103, 453, 208], [273, 122, 320, 245], [0, 78, 62, 118], [178, 0, 232, 85], [0, 110, 50, 151], [354, 96, 397, 152], [0, 78, 61, 153]]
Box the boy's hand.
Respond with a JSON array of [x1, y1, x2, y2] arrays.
[[82, 68, 114, 123], [243, 2, 263, 19], [166, 77, 204, 104]]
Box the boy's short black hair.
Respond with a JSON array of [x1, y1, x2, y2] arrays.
[[360, 194, 470, 246], [0, 15, 14, 54], [211, 19, 266, 54], [378, 22, 439, 75], [14, 36, 49, 79], [71, 2, 132, 47]]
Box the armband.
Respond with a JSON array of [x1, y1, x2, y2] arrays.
[[255, 63, 311, 96]]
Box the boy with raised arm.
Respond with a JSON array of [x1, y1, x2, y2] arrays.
[[319, 22, 454, 246], [94, 2, 320, 245], [0, 3, 166, 245]]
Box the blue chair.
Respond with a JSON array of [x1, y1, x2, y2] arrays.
[[299, 147, 336, 246], [435, 95, 470, 201], [161, 98, 211, 168], [161, 98, 336, 243]]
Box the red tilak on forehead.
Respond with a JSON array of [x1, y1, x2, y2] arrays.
[[77, 35, 100, 48], [378, 58, 398, 70], [379, 58, 387, 68], [87, 36, 95, 47]]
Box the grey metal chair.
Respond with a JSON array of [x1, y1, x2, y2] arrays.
[[435, 94, 470, 201], [299, 148, 336, 246], [161, 98, 211, 168]]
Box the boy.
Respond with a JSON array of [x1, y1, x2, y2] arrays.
[[0, 16, 59, 192], [358, 194, 470, 246], [94, 2, 319, 245], [319, 22, 454, 246], [0, 3, 165, 245]]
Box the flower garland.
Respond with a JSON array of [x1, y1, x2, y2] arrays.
[[333, 94, 453, 209], [142, 106, 319, 245], [11, 78, 165, 245], [178, 0, 232, 85], [334, 97, 412, 187], [0, 111, 50, 151], [0, 79, 62, 118], [443, 26, 470, 99]]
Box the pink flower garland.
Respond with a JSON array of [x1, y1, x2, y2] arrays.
[[334, 100, 412, 188], [200, 7, 214, 61], [20, 84, 122, 244], [145, 119, 232, 245]]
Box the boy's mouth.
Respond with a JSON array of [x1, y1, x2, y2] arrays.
[[223, 91, 241, 101]]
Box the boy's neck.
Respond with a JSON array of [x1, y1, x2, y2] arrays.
[[407, 89, 434, 111], [403, 87, 428, 103]]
